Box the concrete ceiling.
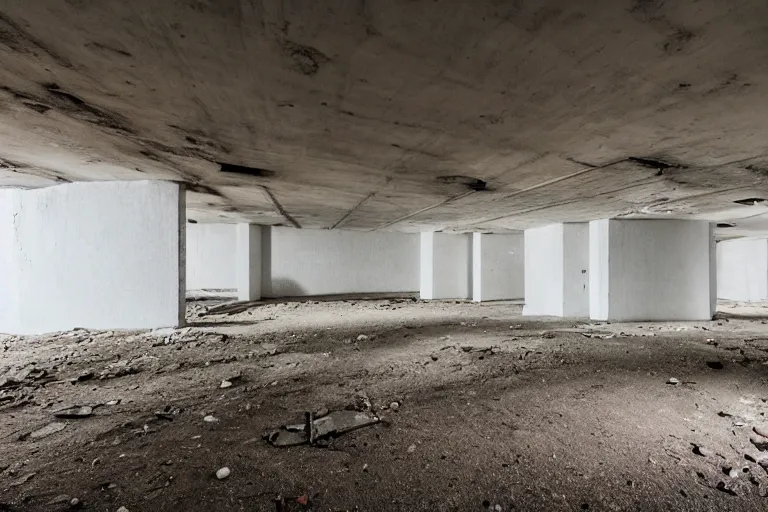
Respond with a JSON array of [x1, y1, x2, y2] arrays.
[[1, 0, 768, 237]]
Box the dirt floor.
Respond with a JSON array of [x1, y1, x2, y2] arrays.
[[2, 297, 768, 511]]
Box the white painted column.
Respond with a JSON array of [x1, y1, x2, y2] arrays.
[[420, 232, 472, 300], [472, 233, 524, 302], [236, 224, 262, 301], [523, 223, 589, 317], [716, 238, 768, 301], [0, 181, 185, 334], [589, 219, 715, 321], [186, 223, 237, 290]]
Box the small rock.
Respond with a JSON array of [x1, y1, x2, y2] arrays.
[[357, 334, 368, 341], [203, 415, 219, 423], [216, 467, 231, 480], [362, 463, 369, 472], [754, 425, 768, 439], [667, 377, 680, 385], [220, 380, 233, 389], [315, 407, 329, 418], [390, 401, 400, 411], [105, 399, 120, 406], [117, 507, 129, 512], [729, 468, 739, 479], [407, 444, 417, 453]]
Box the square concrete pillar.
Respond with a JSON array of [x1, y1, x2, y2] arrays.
[[472, 233, 524, 302], [186, 223, 238, 290], [716, 238, 768, 301], [236, 224, 262, 301], [590, 219, 715, 321], [0, 181, 185, 334], [420, 232, 472, 300], [523, 223, 589, 317]]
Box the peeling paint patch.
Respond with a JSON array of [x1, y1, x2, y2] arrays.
[[283, 41, 329, 76], [437, 175, 488, 192], [663, 27, 694, 54]]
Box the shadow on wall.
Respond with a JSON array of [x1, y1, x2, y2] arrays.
[[265, 277, 308, 298]]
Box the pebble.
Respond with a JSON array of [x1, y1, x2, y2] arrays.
[[729, 468, 739, 479], [105, 399, 120, 406], [216, 467, 231, 480], [117, 507, 129, 512], [220, 380, 233, 389], [70, 498, 80, 507], [357, 334, 368, 341], [203, 415, 218, 423], [407, 444, 417, 453], [667, 377, 680, 385], [390, 401, 400, 411]]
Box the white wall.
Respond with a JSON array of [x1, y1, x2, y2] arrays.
[[262, 227, 419, 297], [523, 224, 565, 316], [472, 233, 524, 301], [0, 181, 184, 334], [590, 219, 714, 321], [717, 238, 768, 301], [186, 223, 237, 290], [524, 223, 589, 316], [562, 223, 590, 316], [420, 232, 472, 299]]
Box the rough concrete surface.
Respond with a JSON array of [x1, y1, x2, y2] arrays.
[[2, 298, 768, 510], [1, 2, 768, 234]]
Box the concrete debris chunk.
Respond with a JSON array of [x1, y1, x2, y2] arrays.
[[21, 421, 67, 440], [750, 436, 768, 451], [8, 472, 36, 487], [753, 425, 768, 439], [265, 410, 380, 447], [54, 405, 93, 418]]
